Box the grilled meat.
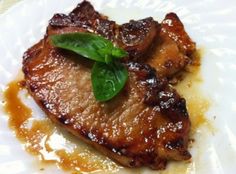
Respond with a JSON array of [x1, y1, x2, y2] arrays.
[[23, 0, 194, 169], [23, 43, 191, 169]]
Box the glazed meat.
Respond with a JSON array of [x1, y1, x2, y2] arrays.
[[146, 13, 196, 78], [23, 43, 191, 169], [48, 1, 160, 62], [48, 1, 195, 78], [22, 0, 194, 169]]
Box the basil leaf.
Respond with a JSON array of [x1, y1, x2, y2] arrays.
[[91, 61, 128, 101], [50, 32, 127, 63], [111, 47, 128, 58]]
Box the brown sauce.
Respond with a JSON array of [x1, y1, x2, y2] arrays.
[[4, 81, 32, 131], [3, 81, 119, 173], [3, 50, 211, 174], [158, 49, 213, 174], [174, 49, 213, 134]]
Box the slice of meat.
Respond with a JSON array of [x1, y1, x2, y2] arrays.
[[22, 0, 193, 169], [146, 13, 196, 78], [23, 36, 191, 169]]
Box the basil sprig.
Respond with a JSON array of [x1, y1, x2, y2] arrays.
[[51, 32, 128, 101]]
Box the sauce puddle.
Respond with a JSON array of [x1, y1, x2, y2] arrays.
[[174, 49, 213, 134], [159, 49, 214, 174], [3, 81, 119, 173], [3, 50, 212, 174]]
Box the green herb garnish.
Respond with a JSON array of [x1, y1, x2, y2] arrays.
[[91, 61, 128, 101], [50, 32, 128, 101]]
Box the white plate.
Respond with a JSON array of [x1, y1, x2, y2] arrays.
[[1, 0, 236, 174]]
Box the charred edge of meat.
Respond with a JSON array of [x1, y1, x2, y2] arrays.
[[119, 18, 161, 60], [49, 13, 72, 27], [49, 1, 98, 27], [157, 89, 189, 121], [165, 138, 185, 151], [127, 62, 189, 121], [69, 0, 101, 22], [49, 1, 118, 42]]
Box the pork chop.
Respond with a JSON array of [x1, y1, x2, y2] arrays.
[[23, 0, 192, 169]]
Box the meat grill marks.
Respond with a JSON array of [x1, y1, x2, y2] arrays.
[[23, 0, 195, 170]]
